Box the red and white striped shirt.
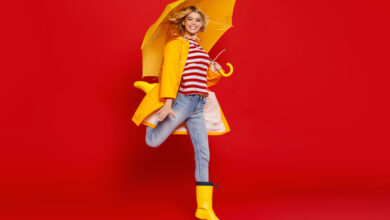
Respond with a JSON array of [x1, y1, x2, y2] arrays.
[[178, 37, 210, 96]]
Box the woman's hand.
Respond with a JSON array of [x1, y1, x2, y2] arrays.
[[158, 98, 176, 121], [210, 61, 223, 72]]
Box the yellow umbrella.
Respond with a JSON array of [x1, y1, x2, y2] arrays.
[[141, 0, 236, 78]]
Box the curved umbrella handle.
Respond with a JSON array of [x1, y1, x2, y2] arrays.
[[219, 63, 233, 77]]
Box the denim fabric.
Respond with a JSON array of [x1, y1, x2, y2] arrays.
[[145, 93, 209, 182]]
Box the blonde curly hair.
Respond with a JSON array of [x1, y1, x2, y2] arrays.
[[167, 6, 209, 39]]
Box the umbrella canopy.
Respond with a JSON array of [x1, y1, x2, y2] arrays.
[[141, 0, 236, 77]]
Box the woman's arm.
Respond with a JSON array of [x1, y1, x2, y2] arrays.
[[160, 40, 182, 100], [158, 39, 182, 121], [207, 61, 223, 88]]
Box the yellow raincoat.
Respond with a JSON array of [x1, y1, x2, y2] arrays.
[[132, 37, 230, 135]]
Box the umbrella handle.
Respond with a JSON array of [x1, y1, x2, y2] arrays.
[[219, 63, 233, 77]]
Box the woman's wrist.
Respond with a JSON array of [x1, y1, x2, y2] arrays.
[[164, 98, 173, 107]]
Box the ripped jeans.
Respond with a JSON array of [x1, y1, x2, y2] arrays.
[[145, 93, 210, 182]]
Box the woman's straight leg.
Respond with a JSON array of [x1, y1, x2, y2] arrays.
[[185, 97, 210, 182]]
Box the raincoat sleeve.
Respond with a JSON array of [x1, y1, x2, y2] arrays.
[[159, 40, 181, 100], [207, 68, 222, 88]]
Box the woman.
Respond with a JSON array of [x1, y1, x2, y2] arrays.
[[133, 6, 227, 220]]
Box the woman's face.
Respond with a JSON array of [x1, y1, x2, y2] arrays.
[[182, 12, 203, 35]]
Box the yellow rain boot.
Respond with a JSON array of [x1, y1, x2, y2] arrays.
[[133, 81, 157, 94], [195, 182, 220, 220]]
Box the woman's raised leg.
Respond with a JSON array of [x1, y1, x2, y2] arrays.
[[145, 94, 193, 148]]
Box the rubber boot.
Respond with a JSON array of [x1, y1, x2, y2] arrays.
[[195, 182, 219, 220], [133, 81, 157, 94]]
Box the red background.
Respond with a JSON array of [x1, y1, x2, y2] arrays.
[[1, 0, 390, 219]]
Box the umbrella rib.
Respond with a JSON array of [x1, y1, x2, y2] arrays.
[[207, 17, 232, 26]]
